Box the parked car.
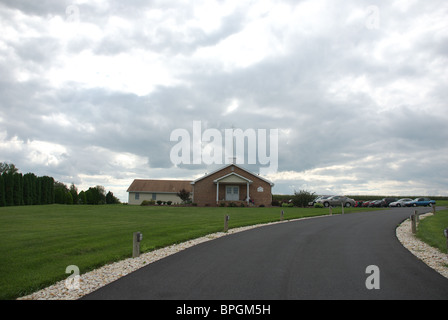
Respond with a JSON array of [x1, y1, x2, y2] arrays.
[[369, 200, 384, 207], [308, 195, 331, 206], [405, 197, 436, 207], [362, 200, 374, 207], [381, 198, 398, 207], [316, 195, 356, 208], [389, 198, 413, 207], [355, 200, 364, 207]]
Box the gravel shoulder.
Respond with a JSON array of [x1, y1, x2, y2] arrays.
[[18, 211, 448, 300], [396, 212, 448, 279]]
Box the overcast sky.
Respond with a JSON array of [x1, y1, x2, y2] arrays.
[[1, 0, 447, 202]]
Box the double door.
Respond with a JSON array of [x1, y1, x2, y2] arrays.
[[225, 185, 239, 201]]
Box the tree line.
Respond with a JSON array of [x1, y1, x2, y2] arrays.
[[0, 162, 120, 207]]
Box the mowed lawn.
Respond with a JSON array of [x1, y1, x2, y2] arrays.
[[0, 204, 385, 299], [417, 209, 448, 254]]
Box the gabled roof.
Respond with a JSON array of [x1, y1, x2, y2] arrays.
[[191, 163, 274, 186], [127, 179, 192, 193], [213, 172, 253, 183]]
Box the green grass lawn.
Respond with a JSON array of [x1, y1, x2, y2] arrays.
[[417, 209, 448, 254], [0, 204, 403, 300]]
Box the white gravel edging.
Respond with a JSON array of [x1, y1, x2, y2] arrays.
[[396, 212, 448, 279]]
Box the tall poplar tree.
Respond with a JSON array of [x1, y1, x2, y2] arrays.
[[0, 174, 5, 207]]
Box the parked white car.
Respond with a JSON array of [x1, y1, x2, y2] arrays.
[[389, 198, 413, 207]]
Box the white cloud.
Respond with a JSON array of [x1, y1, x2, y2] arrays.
[[40, 113, 95, 133], [192, 2, 291, 70], [0, 132, 67, 167], [223, 98, 239, 115], [46, 49, 181, 95], [0, 131, 24, 153]]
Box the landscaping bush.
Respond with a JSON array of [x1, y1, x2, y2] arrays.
[[292, 190, 316, 208], [282, 202, 293, 207], [314, 202, 324, 208]]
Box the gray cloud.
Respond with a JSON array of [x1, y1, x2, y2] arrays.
[[1, 0, 447, 201]]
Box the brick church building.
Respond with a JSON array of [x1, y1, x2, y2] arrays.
[[127, 164, 274, 207]]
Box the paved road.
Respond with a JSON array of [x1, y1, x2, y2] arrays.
[[82, 207, 448, 300]]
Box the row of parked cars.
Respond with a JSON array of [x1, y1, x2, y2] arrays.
[[387, 197, 436, 207], [310, 196, 436, 208]]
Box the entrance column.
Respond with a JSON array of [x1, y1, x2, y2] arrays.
[[216, 182, 219, 204], [246, 182, 249, 205]]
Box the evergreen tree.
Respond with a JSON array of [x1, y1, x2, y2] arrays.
[[0, 174, 5, 207], [106, 191, 120, 204], [96, 185, 106, 204], [85, 187, 96, 205], [36, 177, 42, 205], [13, 173, 23, 206], [69, 183, 78, 205], [39, 176, 54, 204], [54, 181, 69, 204], [78, 190, 86, 204], [23, 173, 37, 205], [4, 171, 14, 206], [65, 191, 73, 204]]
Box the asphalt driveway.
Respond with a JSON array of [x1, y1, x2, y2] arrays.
[[82, 207, 448, 300]]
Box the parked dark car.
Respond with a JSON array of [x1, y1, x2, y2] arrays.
[[369, 200, 384, 207], [381, 197, 398, 207], [362, 198, 398, 208]]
